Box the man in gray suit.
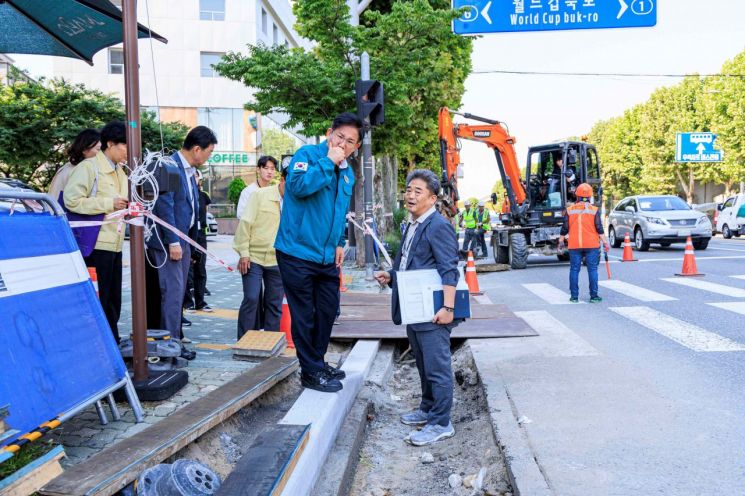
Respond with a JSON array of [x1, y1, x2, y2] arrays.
[[147, 126, 216, 359], [374, 169, 460, 446]]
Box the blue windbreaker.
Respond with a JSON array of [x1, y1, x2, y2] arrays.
[[274, 140, 355, 264]]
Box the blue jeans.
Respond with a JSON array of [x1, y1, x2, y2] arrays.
[[569, 248, 599, 299]]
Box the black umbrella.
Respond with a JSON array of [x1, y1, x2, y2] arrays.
[[0, 0, 166, 64]]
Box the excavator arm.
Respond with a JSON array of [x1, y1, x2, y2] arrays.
[[438, 107, 526, 219]]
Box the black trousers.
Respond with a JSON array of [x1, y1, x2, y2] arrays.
[[237, 263, 283, 339], [183, 233, 208, 309], [84, 249, 122, 344], [276, 250, 339, 374]]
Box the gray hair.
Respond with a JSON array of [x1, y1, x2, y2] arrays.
[[406, 169, 440, 196]]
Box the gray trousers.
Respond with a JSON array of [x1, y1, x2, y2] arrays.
[[238, 262, 283, 339], [406, 325, 453, 427], [462, 228, 478, 253], [150, 241, 191, 339]]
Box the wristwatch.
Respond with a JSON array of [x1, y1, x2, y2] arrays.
[[442, 306, 454, 313]]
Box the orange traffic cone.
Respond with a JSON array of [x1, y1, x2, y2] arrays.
[[676, 236, 704, 277], [621, 233, 637, 262], [465, 251, 483, 295], [279, 295, 294, 348], [339, 267, 348, 293], [88, 267, 99, 297]]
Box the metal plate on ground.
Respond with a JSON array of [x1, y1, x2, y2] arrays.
[[339, 304, 515, 321], [331, 316, 536, 339], [340, 292, 391, 306]]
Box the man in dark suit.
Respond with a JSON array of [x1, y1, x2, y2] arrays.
[[374, 169, 460, 447], [147, 126, 217, 359]]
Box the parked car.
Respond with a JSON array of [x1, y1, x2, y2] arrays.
[[715, 194, 745, 239], [0, 178, 43, 213], [206, 212, 218, 237], [607, 195, 711, 251], [692, 202, 720, 236]]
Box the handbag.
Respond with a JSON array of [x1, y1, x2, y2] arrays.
[[60, 166, 104, 258]]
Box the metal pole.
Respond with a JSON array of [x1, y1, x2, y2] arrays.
[[122, 0, 148, 382], [361, 52, 374, 280]]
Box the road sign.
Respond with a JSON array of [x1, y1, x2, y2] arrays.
[[675, 133, 723, 163], [452, 0, 657, 35]]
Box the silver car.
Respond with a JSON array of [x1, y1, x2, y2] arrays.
[[607, 195, 711, 251]]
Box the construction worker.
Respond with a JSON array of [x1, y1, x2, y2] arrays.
[[475, 201, 491, 258], [558, 183, 609, 303], [459, 200, 478, 255]]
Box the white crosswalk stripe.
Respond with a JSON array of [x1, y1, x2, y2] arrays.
[[661, 277, 745, 298], [515, 311, 600, 357], [522, 283, 584, 305], [610, 306, 745, 352], [730, 275, 745, 281], [708, 302, 745, 316], [599, 280, 676, 302]]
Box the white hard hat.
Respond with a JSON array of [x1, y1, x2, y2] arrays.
[[478, 201, 485, 207], [464, 199, 471, 206]]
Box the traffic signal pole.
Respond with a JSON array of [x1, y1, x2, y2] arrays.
[[360, 52, 375, 280]]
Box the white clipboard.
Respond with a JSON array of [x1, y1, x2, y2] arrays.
[[396, 268, 468, 325]]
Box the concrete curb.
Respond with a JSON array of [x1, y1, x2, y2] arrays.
[[278, 340, 380, 496], [470, 340, 553, 496]]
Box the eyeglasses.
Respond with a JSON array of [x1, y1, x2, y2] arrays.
[[332, 131, 358, 147]]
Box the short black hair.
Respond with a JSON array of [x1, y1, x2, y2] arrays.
[[68, 128, 100, 165], [331, 112, 365, 142], [406, 169, 440, 196], [183, 126, 218, 150], [257, 155, 278, 170], [100, 121, 126, 151]]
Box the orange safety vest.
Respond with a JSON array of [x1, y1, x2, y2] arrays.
[[566, 202, 600, 250]]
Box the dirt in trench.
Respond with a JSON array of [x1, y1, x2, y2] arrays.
[[350, 342, 513, 496]]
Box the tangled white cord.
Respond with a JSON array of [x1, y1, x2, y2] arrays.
[[124, 150, 176, 269]]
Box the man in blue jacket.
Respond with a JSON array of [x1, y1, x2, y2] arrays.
[[147, 126, 216, 359], [275, 113, 362, 392], [374, 169, 460, 446]]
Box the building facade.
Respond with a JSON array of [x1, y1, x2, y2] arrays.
[[45, 0, 308, 205]]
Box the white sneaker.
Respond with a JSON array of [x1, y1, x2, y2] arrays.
[[400, 409, 428, 426], [406, 422, 455, 446]]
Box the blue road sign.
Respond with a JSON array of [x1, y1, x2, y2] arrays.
[[452, 0, 657, 35], [676, 133, 723, 163]]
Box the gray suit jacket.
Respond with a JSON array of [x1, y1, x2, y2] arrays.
[[390, 210, 461, 331]]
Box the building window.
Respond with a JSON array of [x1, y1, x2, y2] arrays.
[[110, 0, 122, 8], [197, 108, 244, 151], [273, 24, 279, 45], [200, 52, 224, 78], [199, 0, 225, 21], [261, 7, 268, 35], [108, 48, 123, 74], [284, 40, 290, 49]]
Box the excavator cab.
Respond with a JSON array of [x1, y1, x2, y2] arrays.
[[524, 142, 602, 225]]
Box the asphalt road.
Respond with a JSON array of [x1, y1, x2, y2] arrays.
[[472, 235, 745, 495]]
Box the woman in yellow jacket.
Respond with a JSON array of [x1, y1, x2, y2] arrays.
[[64, 122, 129, 344]]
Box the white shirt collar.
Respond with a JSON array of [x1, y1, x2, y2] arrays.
[[178, 151, 195, 176], [409, 205, 437, 225]]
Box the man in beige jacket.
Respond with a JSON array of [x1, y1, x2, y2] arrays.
[[64, 121, 129, 344]]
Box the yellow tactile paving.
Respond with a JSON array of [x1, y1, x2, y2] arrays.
[[233, 331, 285, 352]]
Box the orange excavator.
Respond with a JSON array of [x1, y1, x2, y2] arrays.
[[438, 107, 603, 269]]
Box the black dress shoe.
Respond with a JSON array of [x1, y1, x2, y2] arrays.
[[205, 288, 212, 296], [301, 371, 343, 393], [180, 346, 196, 361], [324, 363, 346, 380], [182, 316, 192, 327]]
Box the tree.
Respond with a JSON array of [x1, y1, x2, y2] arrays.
[[227, 177, 246, 207], [260, 128, 297, 161], [0, 77, 188, 189]]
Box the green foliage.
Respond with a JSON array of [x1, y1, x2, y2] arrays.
[[261, 128, 297, 161], [0, 440, 57, 480], [227, 177, 246, 207], [384, 231, 402, 258], [393, 207, 407, 226], [0, 78, 187, 189], [587, 50, 745, 204], [216, 0, 472, 172]]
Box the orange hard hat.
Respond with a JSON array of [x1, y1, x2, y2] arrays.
[[576, 183, 593, 198]]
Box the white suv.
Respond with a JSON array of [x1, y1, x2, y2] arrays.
[[716, 194, 745, 238]]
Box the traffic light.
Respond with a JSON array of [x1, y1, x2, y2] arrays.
[[355, 79, 384, 126]]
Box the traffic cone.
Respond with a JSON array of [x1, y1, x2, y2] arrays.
[[621, 233, 637, 262], [279, 295, 294, 348], [339, 267, 348, 293], [676, 236, 704, 277], [465, 251, 483, 295], [88, 267, 99, 297]]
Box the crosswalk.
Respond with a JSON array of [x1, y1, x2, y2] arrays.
[[515, 278, 745, 354]]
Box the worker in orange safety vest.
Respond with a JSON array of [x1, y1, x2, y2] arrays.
[[558, 183, 610, 303]]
